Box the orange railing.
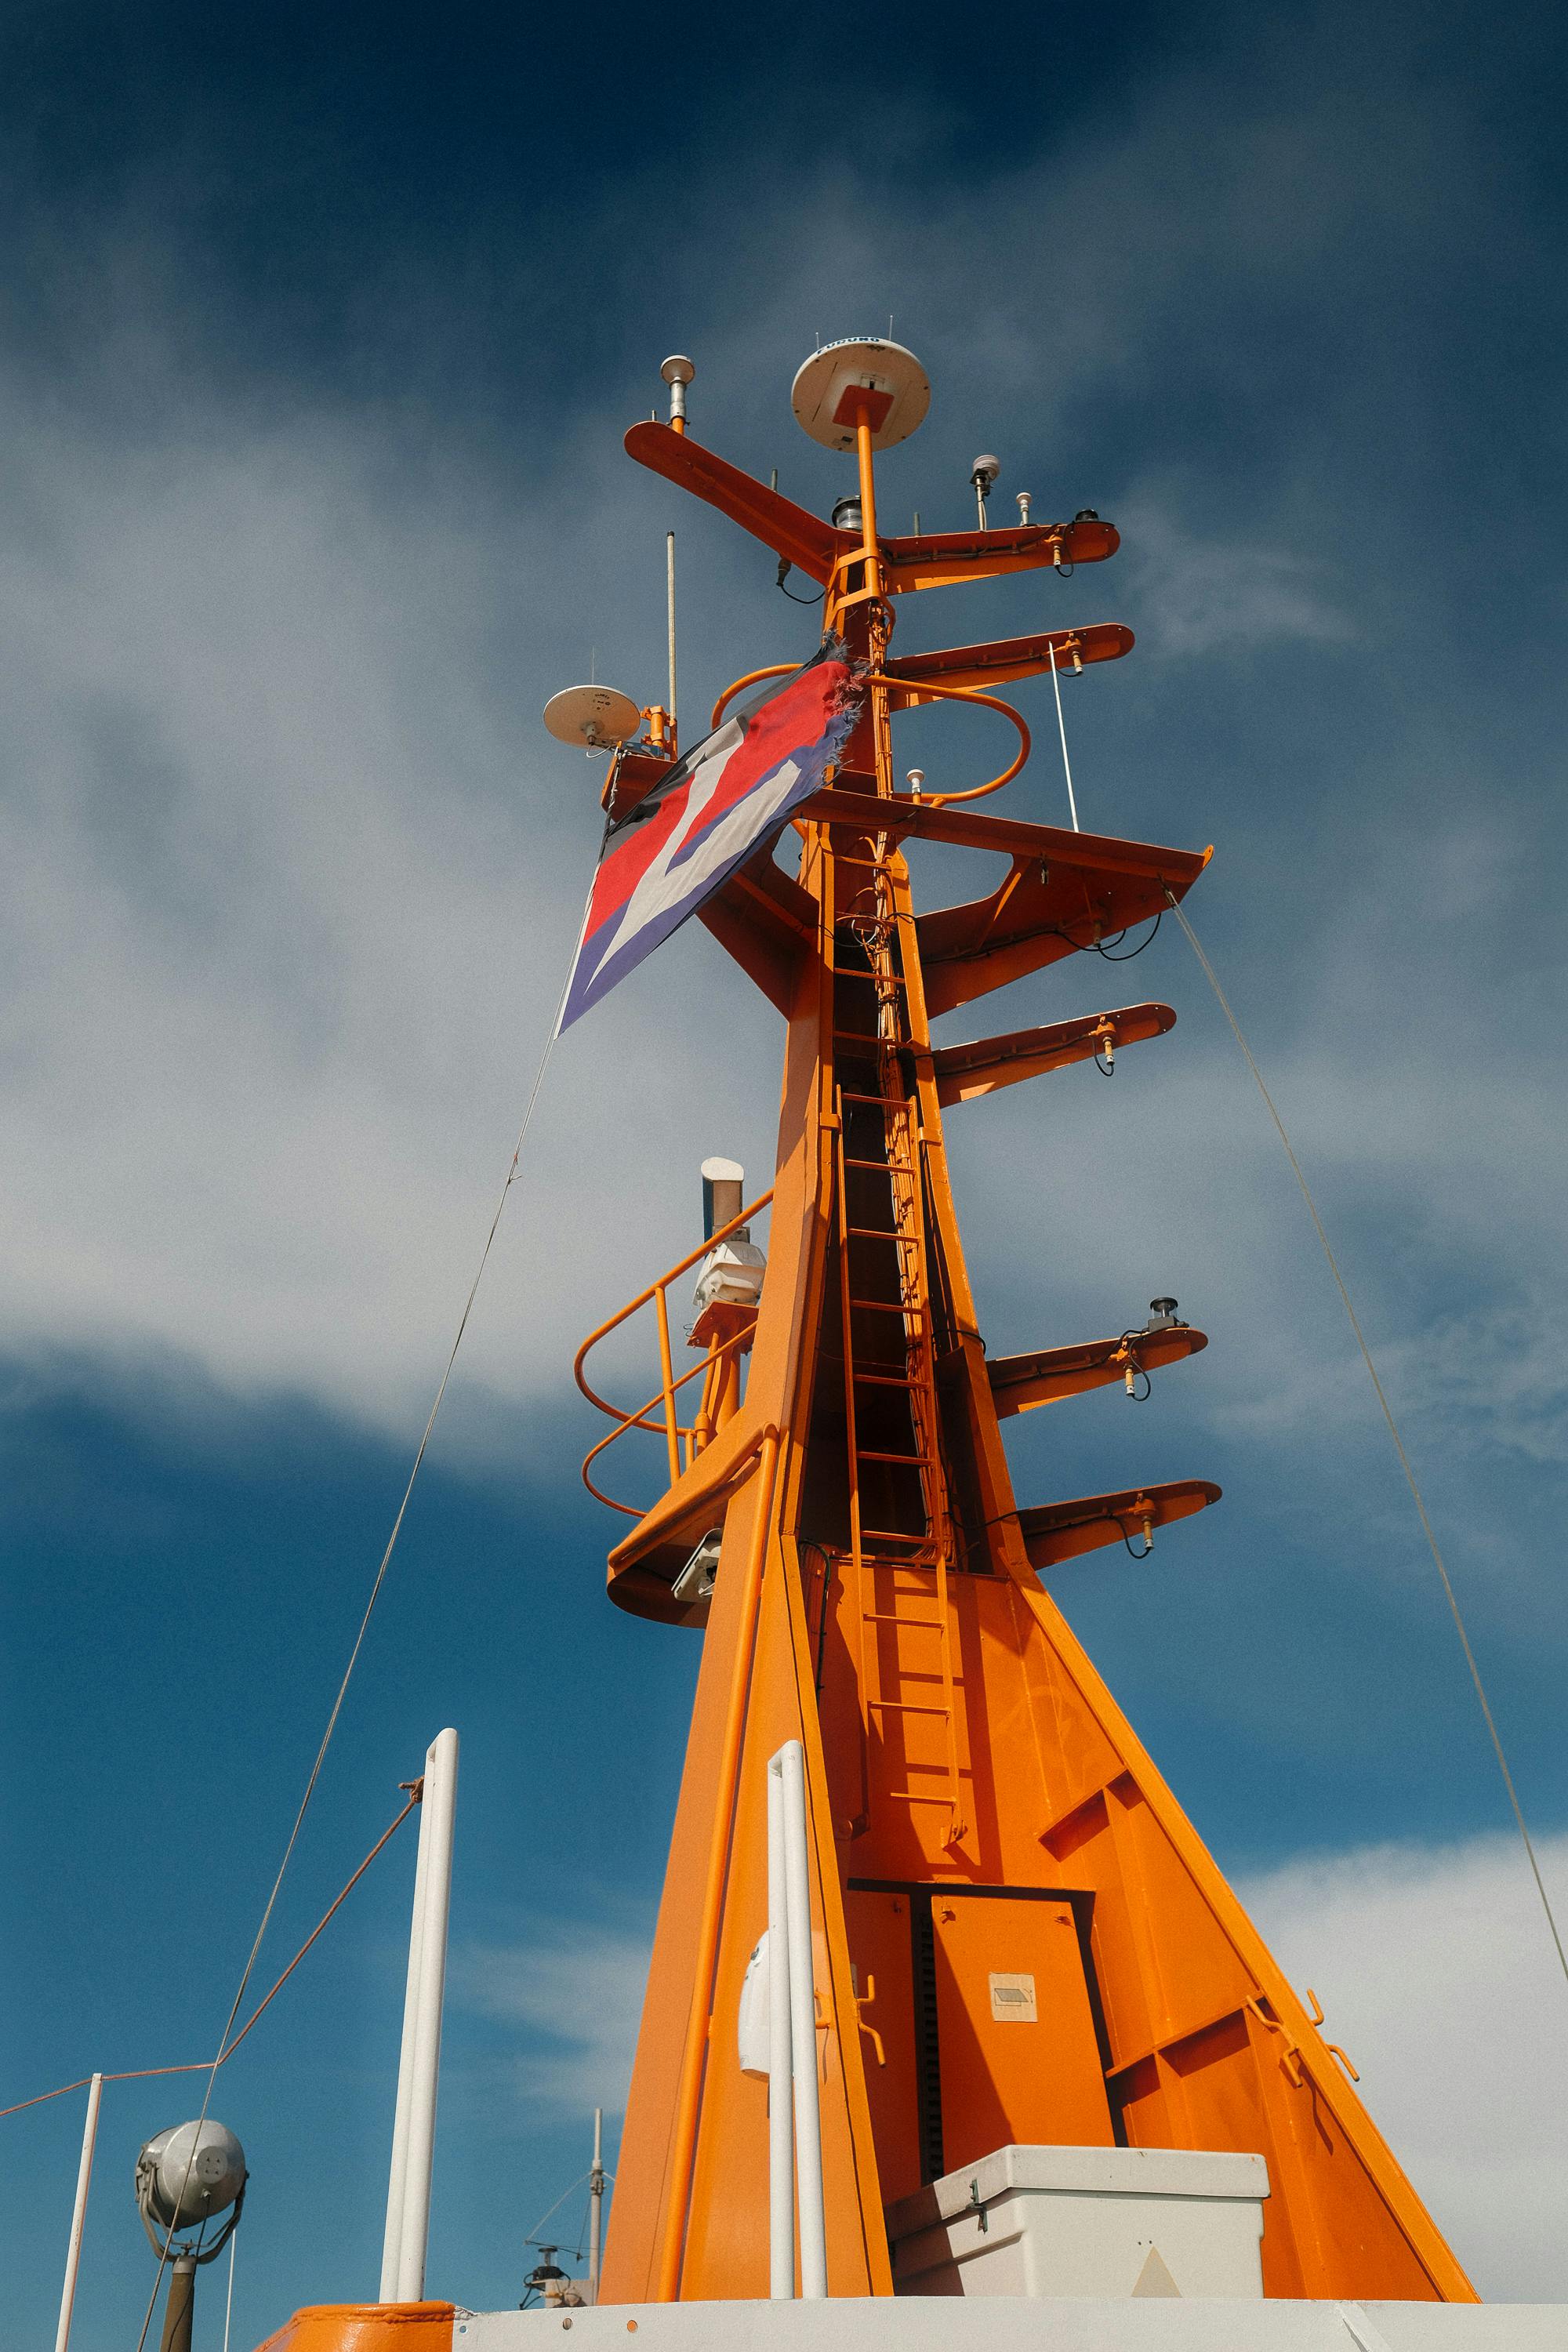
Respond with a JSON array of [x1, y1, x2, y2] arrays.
[[574, 1189, 775, 1516]]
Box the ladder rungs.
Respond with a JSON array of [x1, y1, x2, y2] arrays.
[[833, 967, 906, 985], [868, 1699, 949, 1718], [843, 1155, 912, 1172], [845, 1224, 913, 1241], [884, 1788, 958, 1806], [838, 1089, 916, 1106], [859, 1526, 939, 1545], [862, 1612, 944, 1628], [857, 1448, 933, 1466], [847, 1297, 924, 1316], [851, 1370, 919, 1388]]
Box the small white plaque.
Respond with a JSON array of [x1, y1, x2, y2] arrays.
[[989, 1970, 1037, 2021]]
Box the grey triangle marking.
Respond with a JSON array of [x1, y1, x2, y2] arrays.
[[1131, 2246, 1182, 2298]]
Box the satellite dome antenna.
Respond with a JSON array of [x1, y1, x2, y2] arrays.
[[790, 336, 930, 452], [542, 684, 644, 756]]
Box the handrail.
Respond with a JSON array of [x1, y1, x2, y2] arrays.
[[575, 1187, 775, 1515], [581, 1320, 759, 1515], [711, 666, 795, 729], [867, 671, 1031, 804], [575, 1188, 774, 1418], [710, 668, 1029, 805]]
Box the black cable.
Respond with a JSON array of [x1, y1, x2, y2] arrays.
[[1042, 908, 1163, 964], [776, 560, 825, 606], [1091, 908, 1163, 961]]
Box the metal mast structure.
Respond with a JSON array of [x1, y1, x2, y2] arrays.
[[575, 339, 1473, 2307]]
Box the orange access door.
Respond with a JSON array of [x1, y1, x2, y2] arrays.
[[932, 1890, 1115, 2172], [848, 1883, 1116, 2199]]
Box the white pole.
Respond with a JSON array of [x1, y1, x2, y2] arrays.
[[222, 2229, 238, 2352], [1047, 639, 1081, 833], [587, 2107, 604, 2304], [394, 1726, 459, 2301], [779, 1741, 828, 2299], [380, 1763, 433, 2299], [53, 2071, 102, 2352], [666, 532, 677, 740], [767, 1760, 794, 2298]]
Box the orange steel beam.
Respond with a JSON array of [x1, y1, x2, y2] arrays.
[[989, 1325, 1209, 1414], [884, 622, 1134, 699], [1018, 1478, 1222, 1571], [623, 419, 1118, 589], [930, 1002, 1176, 1104], [655, 1428, 780, 2299]]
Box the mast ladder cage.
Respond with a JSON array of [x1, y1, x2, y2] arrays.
[[579, 383, 1477, 2312]]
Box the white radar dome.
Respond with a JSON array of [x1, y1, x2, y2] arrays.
[[791, 337, 930, 452]]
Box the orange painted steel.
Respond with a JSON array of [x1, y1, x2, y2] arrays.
[[579, 1329, 750, 1513], [864, 670, 1031, 804], [655, 1427, 780, 2300], [254, 2308, 453, 2352], [711, 665, 796, 729], [575, 391, 1482, 2318]]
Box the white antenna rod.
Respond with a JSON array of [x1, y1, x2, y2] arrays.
[[222, 2230, 238, 2352], [778, 1741, 827, 2297], [53, 2071, 102, 2352], [666, 532, 677, 740], [381, 1729, 459, 2302], [767, 1763, 793, 2297], [588, 2108, 605, 2302], [1047, 638, 1080, 833]]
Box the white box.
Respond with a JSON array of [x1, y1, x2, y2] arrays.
[[885, 2143, 1269, 2299]]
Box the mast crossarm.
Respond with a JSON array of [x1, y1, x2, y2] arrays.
[[880, 516, 1119, 590], [624, 420, 843, 580], [793, 789, 1208, 877], [1018, 1477, 1221, 1570], [793, 791, 1210, 1017], [884, 622, 1133, 702], [623, 420, 1119, 590], [930, 1001, 1175, 1104], [989, 1326, 1208, 1415]]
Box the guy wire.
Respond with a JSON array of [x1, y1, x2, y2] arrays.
[[132, 962, 572, 2352], [1164, 886, 1568, 1994]]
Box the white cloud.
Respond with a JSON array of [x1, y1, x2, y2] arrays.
[[453, 1928, 651, 2118], [1119, 494, 1352, 658], [1240, 1831, 1568, 2302]]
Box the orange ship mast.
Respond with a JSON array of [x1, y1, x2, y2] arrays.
[[574, 339, 1475, 2307]]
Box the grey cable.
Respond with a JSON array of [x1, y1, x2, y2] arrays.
[[132, 978, 569, 2348], [1165, 886, 1568, 1991]]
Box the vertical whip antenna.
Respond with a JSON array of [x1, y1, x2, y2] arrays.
[[666, 532, 677, 747], [1047, 638, 1080, 832]]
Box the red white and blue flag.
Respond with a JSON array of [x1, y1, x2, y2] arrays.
[[557, 641, 861, 1033]]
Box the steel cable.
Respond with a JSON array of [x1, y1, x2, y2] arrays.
[[1165, 886, 1568, 1993]]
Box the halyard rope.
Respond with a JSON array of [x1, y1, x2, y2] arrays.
[[1, 1789, 420, 2122], [1166, 887, 1568, 1992]]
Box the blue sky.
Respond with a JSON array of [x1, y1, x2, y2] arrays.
[[3, 0, 1568, 2334]]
